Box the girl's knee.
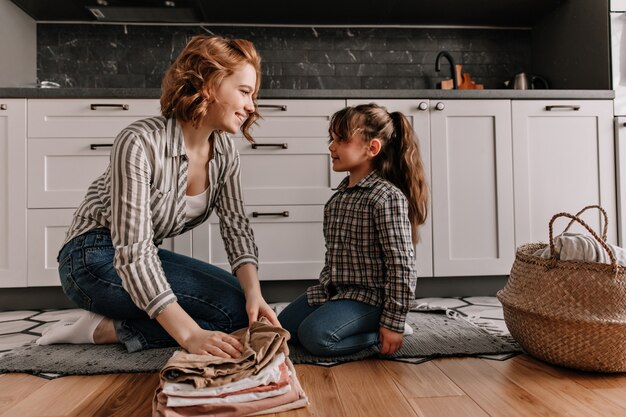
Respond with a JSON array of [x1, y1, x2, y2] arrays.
[[298, 324, 337, 356]]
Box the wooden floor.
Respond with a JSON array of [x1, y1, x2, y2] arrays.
[[1, 354, 626, 417]]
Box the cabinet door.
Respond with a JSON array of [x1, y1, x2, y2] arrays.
[[232, 99, 346, 205], [431, 100, 515, 276], [0, 99, 27, 287], [27, 209, 75, 286], [27, 138, 113, 208], [192, 206, 325, 281], [346, 99, 433, 277], [512, 100, 617, 245], [615, 117, 626, 246]]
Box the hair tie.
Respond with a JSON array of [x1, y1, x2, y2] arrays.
[[389, 111, 401, 141]]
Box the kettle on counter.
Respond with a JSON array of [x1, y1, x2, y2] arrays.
[[504, 72, 549, 90]]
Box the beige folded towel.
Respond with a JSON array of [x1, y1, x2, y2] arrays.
[[160, 318, 290, 389]]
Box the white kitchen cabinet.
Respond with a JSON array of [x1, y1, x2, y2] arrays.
[[512, 100, 617, 246], [430, 100, 515, 276], [346, 99, 433, 277], [344, 99, 514, 278], [14, 96, 620, 288], [26, 98, 191, 286], [0, 99, 27, 287], [192, 99, 344, 280]]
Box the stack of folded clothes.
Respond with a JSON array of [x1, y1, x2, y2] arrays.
[[152, 318, 309, 417]]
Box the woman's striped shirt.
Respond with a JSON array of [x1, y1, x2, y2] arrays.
[[63, 116, 258, 319]]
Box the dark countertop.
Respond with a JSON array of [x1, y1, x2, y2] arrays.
[[0, 87, 615, 100]]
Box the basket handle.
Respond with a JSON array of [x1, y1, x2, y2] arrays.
[[548, 211, 617, 269], [561, 205, 608, 241]]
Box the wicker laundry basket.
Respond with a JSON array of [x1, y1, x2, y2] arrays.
[[497, 205, 626, 372]]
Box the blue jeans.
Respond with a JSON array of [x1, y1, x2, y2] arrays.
[[278, 292, 381, 356], [57, 228, 248, 352]]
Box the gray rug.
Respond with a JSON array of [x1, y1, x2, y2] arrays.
[[289, 310, 521, 365], [0, 311, 520, 377]]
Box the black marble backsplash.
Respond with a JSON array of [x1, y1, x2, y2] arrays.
[[37, 25, 531, 90]]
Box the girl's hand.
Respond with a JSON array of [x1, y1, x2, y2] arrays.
[[184, 328, 243, 358], [246, 293, 281, 327], [379, 326, 404, 355]]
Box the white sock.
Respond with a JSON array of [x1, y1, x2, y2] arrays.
[[36, 311, 105, 345], [403, 322, 414, 336]]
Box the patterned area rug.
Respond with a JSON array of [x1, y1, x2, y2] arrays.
[[0, 297, 521, 377], [289, 309, 520, 365]]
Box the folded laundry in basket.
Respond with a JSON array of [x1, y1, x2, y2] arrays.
[[534, 232, 626, 266]]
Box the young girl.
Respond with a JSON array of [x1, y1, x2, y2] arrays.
[[278, 103, 428, 356]]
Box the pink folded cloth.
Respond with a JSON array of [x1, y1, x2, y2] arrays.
[[165, 363, 290, 404], [153, 359, 308, 417]]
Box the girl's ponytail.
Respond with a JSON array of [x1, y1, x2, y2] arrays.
[[378, 111, 429, 244]]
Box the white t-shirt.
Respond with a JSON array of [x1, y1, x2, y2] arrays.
[[184, 187, 209, 222]]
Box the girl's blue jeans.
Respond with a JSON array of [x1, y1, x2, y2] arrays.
[[278, 292, 381, 356], [57, 228, 248, 352]]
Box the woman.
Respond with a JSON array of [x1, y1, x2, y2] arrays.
[[37, 35, 279, 357]]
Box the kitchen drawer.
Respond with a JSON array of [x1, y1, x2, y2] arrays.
[[237, 136, 344, 205], [192, 205, 325, 281], [28, 99, 160, 138], [28, 138, 113, 208], [27, 208, 193, 287], [233, 99, 346, 205], [232, 99, 345, 139]]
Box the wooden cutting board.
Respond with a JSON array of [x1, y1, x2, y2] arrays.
[[440, 64, 484, 90]]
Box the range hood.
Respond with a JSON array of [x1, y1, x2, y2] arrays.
[[10, 0, 565, 26], [10, 0, 203, 23], [86, 5, 201, 23]]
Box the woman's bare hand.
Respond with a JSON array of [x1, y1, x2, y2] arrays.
[[246, 293, 281, 326], [184, 329, 243, 358]]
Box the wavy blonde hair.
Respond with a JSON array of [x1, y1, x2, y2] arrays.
[[328, 103, 429, 244], [160, 35, 261, 142]]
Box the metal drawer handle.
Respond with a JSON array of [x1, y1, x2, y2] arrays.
[[257, 104, 287, 111], [0, 104, 6, 110], [90, 143, 113, 150], [251, 143, 288, 149], [252, 211, 290, 218], [545, 105, 580, 111], [90, 103, 130, 110]]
